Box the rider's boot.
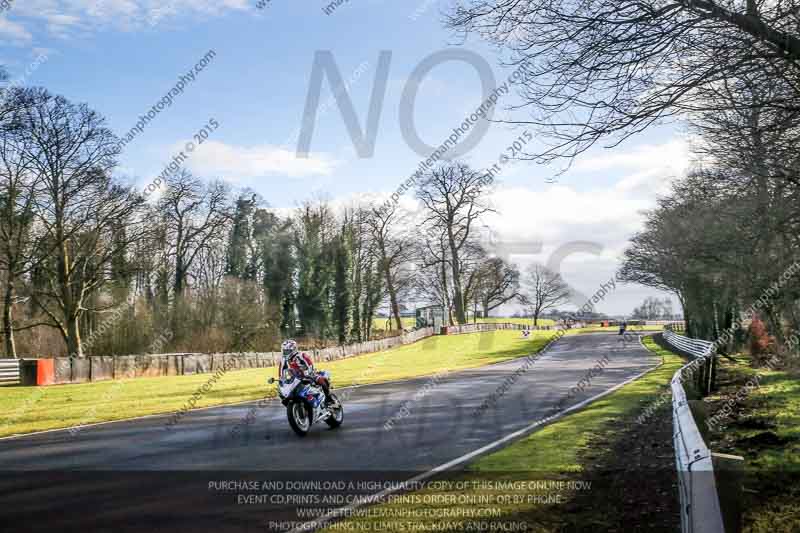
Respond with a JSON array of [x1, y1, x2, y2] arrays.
[[321, 383, 334, 406]]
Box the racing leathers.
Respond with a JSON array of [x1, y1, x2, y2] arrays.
[[282, 351, 333, 405]]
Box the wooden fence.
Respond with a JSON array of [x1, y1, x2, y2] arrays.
[[28, 327, 437, 385]]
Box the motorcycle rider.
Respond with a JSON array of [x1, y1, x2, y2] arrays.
[[280, 339, 334, 406]]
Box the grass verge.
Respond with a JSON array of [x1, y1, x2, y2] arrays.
[[325, 336, 684, 533], [0, 329, 552, 438], [370, 317, 557, 332], [704, 354, 800, 533]]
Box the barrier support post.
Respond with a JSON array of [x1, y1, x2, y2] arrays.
[[712, 452, 744, 533]]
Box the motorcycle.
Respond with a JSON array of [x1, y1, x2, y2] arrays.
[[268, 364, 344, 437]]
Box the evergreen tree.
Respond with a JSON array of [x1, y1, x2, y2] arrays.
[[332, 232, 350, 344], [226, 193, 257, 279], [294, 202, 334, 339]]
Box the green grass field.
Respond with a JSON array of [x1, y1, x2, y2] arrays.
[[0, 329, 553, 438], [370, 317, 557, 332], [326, 336, 682, 532]]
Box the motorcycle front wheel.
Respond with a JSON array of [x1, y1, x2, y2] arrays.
[[287, 401, 311, 437]]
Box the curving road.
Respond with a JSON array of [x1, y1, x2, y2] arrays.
[[0, 332, 658, 532]]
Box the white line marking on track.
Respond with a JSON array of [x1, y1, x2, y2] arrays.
[[288, 350, 662, 533]]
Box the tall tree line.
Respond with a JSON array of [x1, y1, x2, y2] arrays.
[[619, 71, 800, 353], [449, 0, 800, 357], [0, 86, 521, 357]]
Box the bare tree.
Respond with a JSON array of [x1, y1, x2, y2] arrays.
[[158, 170, 231, 298], [194, 237, 227, 329], [21, 89, 146, 357], [474, 257, 519, 319], [520, 264, 571, 326], [619, 171, 750, 339], [632, 297, 674, 320], [416, 225, 454, 325], [447, 0, 800, 167], [417, 163, 493, 324], [461, 240, 491, 322], [367, 202, 414, 331], [0, 89, 41, 357]]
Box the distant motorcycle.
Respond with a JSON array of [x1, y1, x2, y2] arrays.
[[268, 364, 343, 437]]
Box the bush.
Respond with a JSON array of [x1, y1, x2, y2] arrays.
[[748, 316, 776, 365]]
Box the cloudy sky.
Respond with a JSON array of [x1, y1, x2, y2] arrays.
[[0, 0, 687, 315]]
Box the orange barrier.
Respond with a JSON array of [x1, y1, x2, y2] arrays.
[[36, 359, 55, 386]]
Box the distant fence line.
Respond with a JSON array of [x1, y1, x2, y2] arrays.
[[442, 323, 556, 335], [24, 327, 434, 386], [14, 323, 539, 386]]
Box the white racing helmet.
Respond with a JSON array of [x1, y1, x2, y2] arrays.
[[281, 339, 298, 357]]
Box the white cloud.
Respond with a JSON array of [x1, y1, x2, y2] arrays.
[[574, 138, 691, 196], [486, 184, 650, 245], [478, 185, 670, 314], [487, 140, 692, 313], [4, 0, 251, 42], [333, 138, 686, 315], [179, 140, 338, 181], [574, 139, 688, 172], [0, 17, 33, 45], [475, 139, 690, 313]]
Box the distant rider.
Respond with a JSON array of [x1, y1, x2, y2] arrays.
[[280, 339, 333, 405]]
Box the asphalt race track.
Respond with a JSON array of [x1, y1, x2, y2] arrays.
[[0, 332, 659, 532]]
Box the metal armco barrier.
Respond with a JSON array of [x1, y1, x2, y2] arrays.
[[0, 359, 20, 384], [663, 329, 726, 533], [664, 329, 713, 357]]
